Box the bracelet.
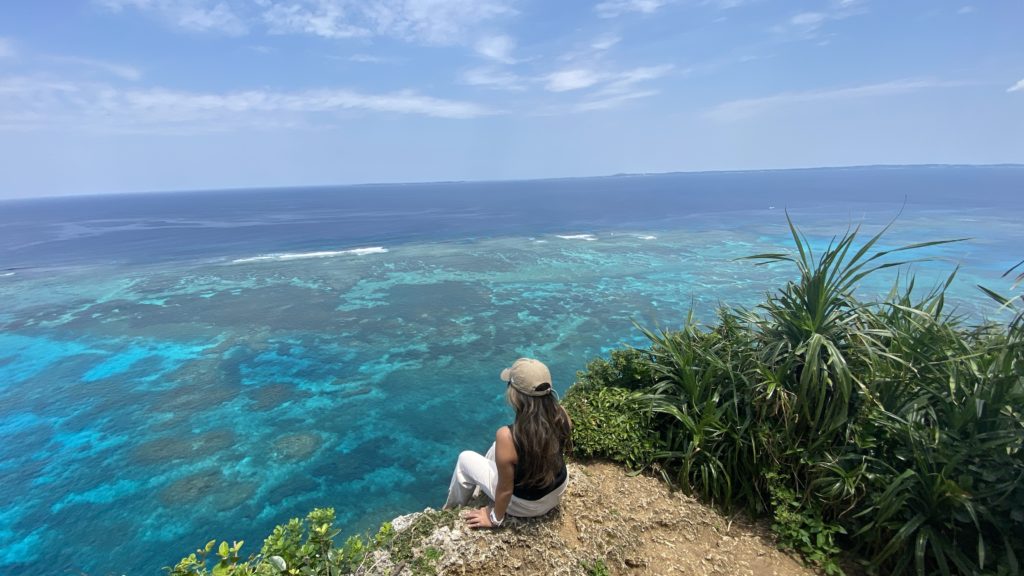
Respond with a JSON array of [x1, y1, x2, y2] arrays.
[[488, 508, 504, 527]]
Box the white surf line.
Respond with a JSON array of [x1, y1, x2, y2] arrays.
[[232, 246, 388, 264], [555, 234, 597, 241]]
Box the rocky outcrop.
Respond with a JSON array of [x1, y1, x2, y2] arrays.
[[365, 462, 818, 576]]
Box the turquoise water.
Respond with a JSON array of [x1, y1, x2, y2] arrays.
[[0, 167, 1022, 575]]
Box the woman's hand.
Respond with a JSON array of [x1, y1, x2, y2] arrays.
[[462, 506, 498, 529]]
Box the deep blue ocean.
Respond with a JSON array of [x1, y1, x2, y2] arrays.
[[1, 165, 1022, 576]]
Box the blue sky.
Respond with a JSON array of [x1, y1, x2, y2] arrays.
[[0, 0, 1021, 198]]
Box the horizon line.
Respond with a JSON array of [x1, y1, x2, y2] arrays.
[[3, 162, 1023, 202]]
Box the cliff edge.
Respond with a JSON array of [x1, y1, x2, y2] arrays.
[[363, 461, 818, 576]]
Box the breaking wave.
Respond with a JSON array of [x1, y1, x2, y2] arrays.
[[232, 247, 388, 264]]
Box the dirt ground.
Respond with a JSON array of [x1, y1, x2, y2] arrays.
[[380, 461, 820, 576]]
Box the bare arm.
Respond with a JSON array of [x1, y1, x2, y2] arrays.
[[491, 426, 517, 521], [463, 427, 517, 529]]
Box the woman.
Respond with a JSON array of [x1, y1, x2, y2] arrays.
[[443, 357, 573, 529]]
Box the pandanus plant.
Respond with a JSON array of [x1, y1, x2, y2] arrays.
[[740, 213, 966, 451]]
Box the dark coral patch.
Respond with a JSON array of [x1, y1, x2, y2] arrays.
[[272, 433, 321, 461], [249, 383, 311, 412], [211, 481, 258, 512], [134, 436, 194, 464], [160, 469, 222, 505], [133, 429, 236, 465]]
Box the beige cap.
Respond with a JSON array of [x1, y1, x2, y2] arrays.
[[500, 358, 553, 396]]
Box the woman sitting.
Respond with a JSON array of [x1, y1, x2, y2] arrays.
[[443, 357, 573, 529]]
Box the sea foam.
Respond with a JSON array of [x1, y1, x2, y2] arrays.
[[232, 247, 388, 264], [556, 234, 597, 241]]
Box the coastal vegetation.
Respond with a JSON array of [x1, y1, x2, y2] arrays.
[[167, 507, 459, 576], [167, 217, 1022, 575], [565, 216, 1024, 575]]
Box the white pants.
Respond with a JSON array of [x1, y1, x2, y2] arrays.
[[444, 443, 568, 517]]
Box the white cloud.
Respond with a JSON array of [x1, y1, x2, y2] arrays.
[[124, 86, 492, 118], [570, 64, 673, 111], [573, 89, 657, 112], [0, 75, 495, 133], [707, 78, 967, 121], [545, 69, 604, 92], [606, 64, 673, 89], [559, 34, 621, 62], [0, 37, 14, 59], [261, 2, 370, 39], [94, 0, 151, 8], [461, 67, 525, 90], [97, 0, 516, 44], [590, 35, 620, 51], [791, 11, 825, 29], [340, 0, 515, 45], [96, 0, 249, 35], [958, 5, 975, 14], [348, 53, 399, 63], [774, 0, 866, 40], [474, 34, 516, 64], [595, 0, 669, 18], [531, 64, 673, 113], [546, 64, 672, 94], [272, 0, 516, 44], [48, 56, 142, 81], [1008, 78, 1024, 93]]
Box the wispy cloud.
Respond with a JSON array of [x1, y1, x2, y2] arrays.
[[571, 64, 674, 111], [124, 86, 494, 119], [460, 67, 525, 90], [957, 5, 975, 15], [0, 75, 496, 133], [773, 0, 867, 40], [474, 34, 517, 64], [595, 0, 669, 19], [1008, 78, 1024, 93], [96, 0, 249, 35], [789, 11, 826, 33], [362, 0, 515, 44], [545, 64, 673, 94], [559, 34, 621, 62], [573, 89, 657, 112], [707, 78, 967, 121], [590, 35, 621, 51], [0, 37, 14, 59], [545, 69, 604, 92], [47, 56, 142, 80], [96, 0, 516, 45], [594, 0, 745, 20], [348, 53, 400, 64], [259, 0, 514, 45], [261, 2, 370, 39]]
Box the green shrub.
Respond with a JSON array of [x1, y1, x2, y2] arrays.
[[767, 471, 845, 575], [563, 384, 658, 470], [166, 508, 459, 576], [581, 558, 611, 576], [573, 347, 657, 391]]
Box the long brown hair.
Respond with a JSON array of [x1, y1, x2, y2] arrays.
[[506, 385, 572, 488]]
